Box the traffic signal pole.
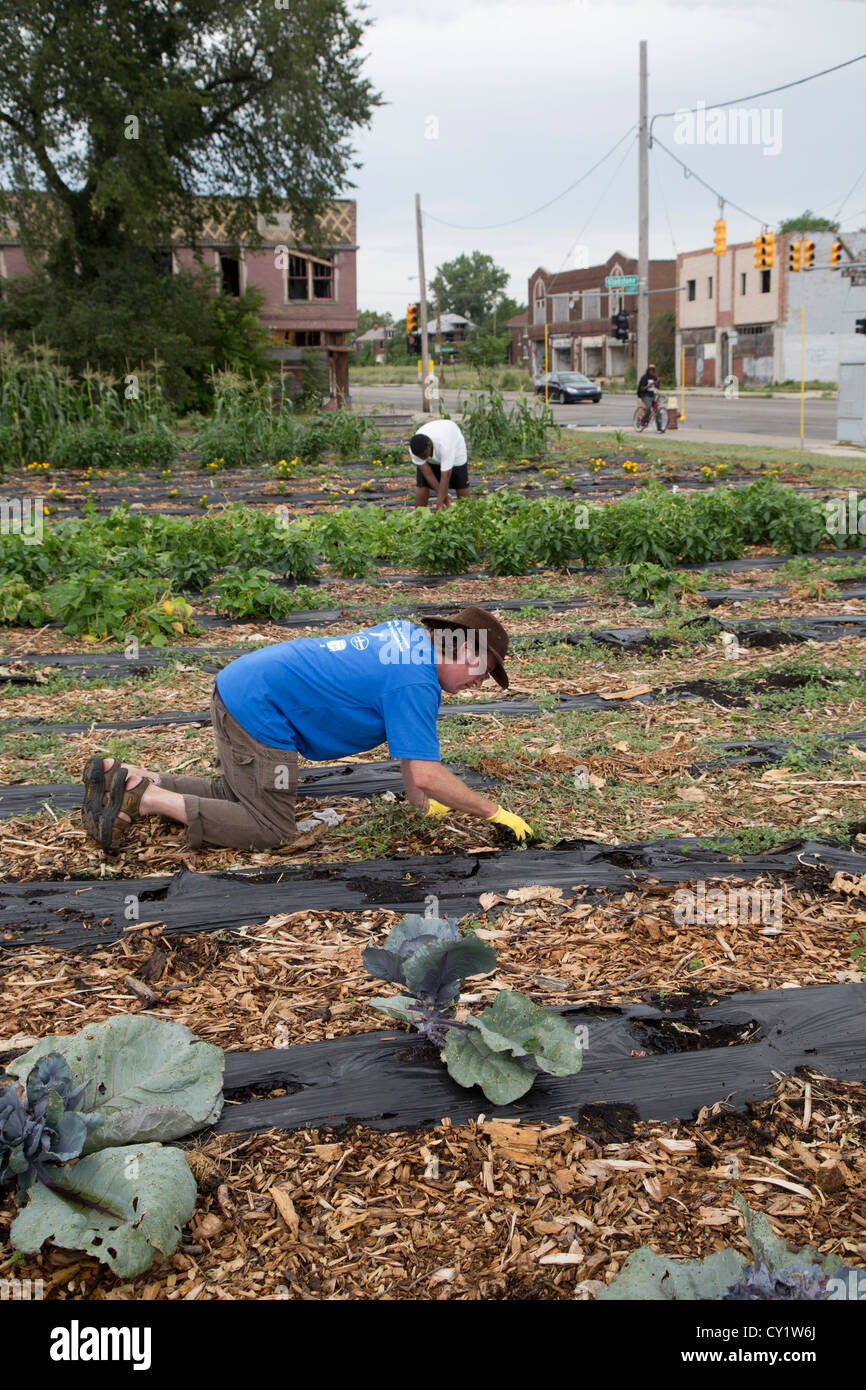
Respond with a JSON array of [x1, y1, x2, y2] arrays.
[[637, 40, 649, 374], [415, 193, 431, 413]]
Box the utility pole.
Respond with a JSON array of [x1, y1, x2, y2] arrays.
[[415, 193, 431, 412], [637, 40, 649, 374], [436, 286, 445, 382]]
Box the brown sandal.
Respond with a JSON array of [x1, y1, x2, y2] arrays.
[[81, 757, 126, 842], [97, 771, 153, 851]]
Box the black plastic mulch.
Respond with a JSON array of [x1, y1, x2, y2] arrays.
[[2, 838, 863, 951], [213, 982, 866, 1134]]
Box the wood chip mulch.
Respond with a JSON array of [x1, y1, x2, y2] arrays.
[[1, 1071, 863, 1301]]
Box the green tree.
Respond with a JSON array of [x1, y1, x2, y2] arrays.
[[0, 0, 382, 280], [480, 296, 526, 336], [648, 308, 675, 383], [431, 252, 510, 325], [356, 309, 394, 336], [778, 210, 839, 233], [0, 259, 271, 410], [463, 331, 510, 369]]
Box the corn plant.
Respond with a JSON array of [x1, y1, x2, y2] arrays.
[[459, 387, 556, 459]]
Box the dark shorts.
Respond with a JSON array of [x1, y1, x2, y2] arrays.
[[415, 462, 470, 490]]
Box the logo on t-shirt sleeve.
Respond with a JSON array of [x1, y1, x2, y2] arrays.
[[324, 639, 347, 651]]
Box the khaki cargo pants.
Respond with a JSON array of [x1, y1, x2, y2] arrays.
[[157, 690, 298, 850]]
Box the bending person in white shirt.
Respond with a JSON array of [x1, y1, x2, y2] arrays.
[[408, 418, 471, 510]]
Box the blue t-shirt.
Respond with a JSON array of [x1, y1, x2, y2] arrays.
[[215, 621, 442, 762]]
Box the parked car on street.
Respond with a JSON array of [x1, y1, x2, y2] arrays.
[[534, 372, 602, 404]]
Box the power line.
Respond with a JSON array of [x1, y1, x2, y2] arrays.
[[835, 160, 866, 224], [554, 133, 639, 275], [649, 51, 866, 141], [654, 150, 679, 258], [651, 137, 770, 227], [424, 126, 637, 232]]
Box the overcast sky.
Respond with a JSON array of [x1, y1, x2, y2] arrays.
[[347, 0, 866, 313]]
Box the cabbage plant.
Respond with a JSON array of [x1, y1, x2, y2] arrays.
[[1, 1016, 224, 1277], [364, 914, 582, 1105], [597, 1192, 865, 1300]]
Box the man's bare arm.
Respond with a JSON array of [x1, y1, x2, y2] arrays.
[[401, 759, 498, 818]]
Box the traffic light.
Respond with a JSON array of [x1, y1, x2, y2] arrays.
[[856, 317, 866, 336], [406, 304, 418, 333], [830, 240, 843, 270], [803, 240, 815, 270], [713, 219, 727, 256], [611, 311, 629, 342], [789, 239, 802, 273], [754, 232, 775, 269]]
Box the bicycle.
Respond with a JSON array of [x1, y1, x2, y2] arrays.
[[633, 389, 668, 433]]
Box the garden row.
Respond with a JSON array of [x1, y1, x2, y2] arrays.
[[2, 480, 858, 640], [1, 352, 552, 468]]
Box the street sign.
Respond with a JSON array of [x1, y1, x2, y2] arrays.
[[605, 274, 639, 292], [728, 332, 739, 345]]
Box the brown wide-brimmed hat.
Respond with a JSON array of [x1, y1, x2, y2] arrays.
[[421, 606, 510, 688]]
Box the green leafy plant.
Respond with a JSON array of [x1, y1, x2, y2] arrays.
[[46, 570, 197, 641], [0, 577, 50, 626], [134, 594, 201, 646], [406, 508, 479, 574], [849, 930, 866, 969], [2, 1016, 224, 1277], [618, 562, 698, 604], [363, 913, 582, 1104], [597, 1192, 864, 1300], [50, 423, 127, 470], [211, 566, 318, 620]]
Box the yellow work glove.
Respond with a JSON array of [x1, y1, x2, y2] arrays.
[[424, 798, 451, 819], [487, 806, 533, 842]]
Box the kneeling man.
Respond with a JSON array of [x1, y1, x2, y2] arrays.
[[82, 607, 531, 852]]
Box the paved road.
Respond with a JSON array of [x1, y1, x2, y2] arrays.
[[352, 382, 839, 442]]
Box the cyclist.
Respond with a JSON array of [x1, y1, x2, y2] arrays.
[[637, 363, 660, 427]]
